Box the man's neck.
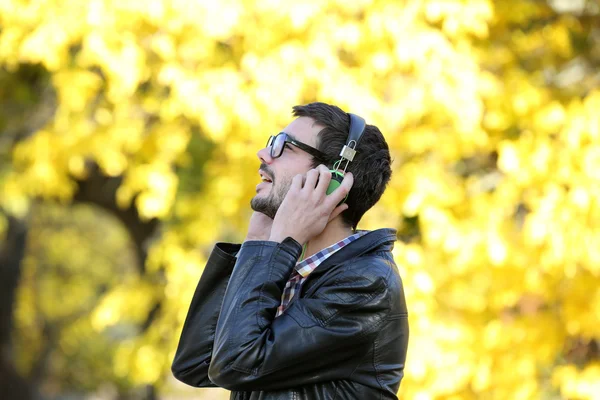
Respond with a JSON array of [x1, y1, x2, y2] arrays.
[[301, 218, 355, 261]]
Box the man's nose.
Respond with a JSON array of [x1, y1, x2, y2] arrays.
[[257, 147, 274, 164]]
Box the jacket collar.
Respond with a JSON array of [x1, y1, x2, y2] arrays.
[[313, 228, 397, 272]]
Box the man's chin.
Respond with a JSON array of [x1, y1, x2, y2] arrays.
[[250, 197, 278, 220]]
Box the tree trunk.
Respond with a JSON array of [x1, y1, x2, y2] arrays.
[[0, 213, 35, 400]]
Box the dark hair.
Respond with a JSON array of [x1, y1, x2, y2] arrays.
[[292, 102, 393, 230]]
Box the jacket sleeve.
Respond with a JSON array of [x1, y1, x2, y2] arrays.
[[171, 242, 241, 387], [207, 238, 392, 392]]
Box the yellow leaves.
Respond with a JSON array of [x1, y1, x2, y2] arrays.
[[393, 31, 485, 137], [11, 130, 77, 200], [496, 90, 600, 286], [520, 182, 599, 278], [510, 78, 547, 117], [53, 69, 103, 114], [1, 0, 598, 397], [424, 0, 493, 39], [553, 364, 600, 400], [413, 270, 436, 294], [560, 273, 600, 337], [287, 2, 323, 30], [582, 146, 600, 180], [332, 21, 362, 51], [242, 45, 313, 117], [471, 357, 492, 392], [149, 34, 176, 61], [494, 1, 551, 27], [486, 234, 508, 265], [80, 31, 147, 100], [482, 319, 506, 350], [137, 0, 168, 26], [420, 206, 458, 248], [0, 1, 86, 70], [402, 317, 477, 398], [114, 341, 166, 384], [117, 164, 178, 220], [368, 51, 394, 75], [581, 91, 600, 137], [470, 315, 563, 399], [161, 66, 249, 139], [132, 345, 163, 383], [94, 147, 128, 177], [395, 161, 464, 218], [391, 241, 438, 316], [0, 177, 31, 217], [91, 282, 158, 331], [20, 22, 69, 70], [0, 27, 23, 69], [499, 124, 584, 190], [533, 101, 566, 133], [187, 0, 243, 41], [542, 21, 574, 59]]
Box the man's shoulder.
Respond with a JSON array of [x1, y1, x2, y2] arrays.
[[319, 252, 397, 290]]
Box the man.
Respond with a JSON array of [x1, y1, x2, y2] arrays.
[[172, 102, 409, 399]]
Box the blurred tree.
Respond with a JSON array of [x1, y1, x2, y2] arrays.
[[0, 0, 599, 399], [0, 212, 34, 400]]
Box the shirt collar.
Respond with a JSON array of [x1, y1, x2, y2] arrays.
[[294, 230, 369, 278]]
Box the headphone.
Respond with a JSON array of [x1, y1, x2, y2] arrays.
[[300, 113, 366, 261], [325, 113, 367, 205]]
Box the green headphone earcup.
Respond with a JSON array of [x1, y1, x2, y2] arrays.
[[326, 171, 342, 195], [327, 170, 349, 206]]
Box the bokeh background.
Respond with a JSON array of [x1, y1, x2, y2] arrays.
[[1, 0, 599, 399]]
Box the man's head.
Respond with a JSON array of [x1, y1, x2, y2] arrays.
[[251, 102, 392, 230]]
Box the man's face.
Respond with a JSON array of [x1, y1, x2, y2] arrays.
[[251, 117, 324, 219]]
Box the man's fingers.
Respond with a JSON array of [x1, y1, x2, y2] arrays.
[[328, 203, 349, 223], [304, 168, 320, 189], [291, 174, 303, 190], [315, 165, 332, 193]]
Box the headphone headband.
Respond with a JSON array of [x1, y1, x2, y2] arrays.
[[348, 113, 366, 147], [338, 113, 366, 163], [329, 112, 366, 205]]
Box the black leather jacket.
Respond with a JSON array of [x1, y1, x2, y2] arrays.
[[172, 229, 409, 399]]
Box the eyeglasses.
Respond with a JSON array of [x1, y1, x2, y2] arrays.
[[265, 132, 328, 160]]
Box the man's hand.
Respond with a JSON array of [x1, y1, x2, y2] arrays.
[[269, 165, 353, 245], [244, 212, 274, 241]]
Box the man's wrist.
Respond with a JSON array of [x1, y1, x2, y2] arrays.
[[269, 232, 305, 245], [244, 236, 267, 242], [268, 233, 285, 243]]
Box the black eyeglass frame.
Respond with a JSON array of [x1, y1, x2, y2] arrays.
[[266, 132, 328, 160]]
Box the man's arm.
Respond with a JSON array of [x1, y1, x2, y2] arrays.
[[171, 242, 240, 387], [207, 238, 393, 392]]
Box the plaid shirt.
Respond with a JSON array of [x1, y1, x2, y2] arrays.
[[275, 230, 369, 318]]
